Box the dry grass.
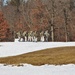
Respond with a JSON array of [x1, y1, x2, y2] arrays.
[[0, 46, 75, 66]]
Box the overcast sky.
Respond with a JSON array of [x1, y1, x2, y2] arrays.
[[3, 0, 7, 5], [4, 0, 28, 4], [3, 0, 7, 3]]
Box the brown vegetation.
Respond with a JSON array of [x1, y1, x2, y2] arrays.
[[0, 11, 14, 42], [0, 46, 75, 66]]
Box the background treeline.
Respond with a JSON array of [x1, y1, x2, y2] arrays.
[[0, 0, 75, 42]]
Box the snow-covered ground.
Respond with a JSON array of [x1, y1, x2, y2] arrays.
[[0, 40, 75, 75], [0, 64, 75, 75], [0, 39, 75, 57]]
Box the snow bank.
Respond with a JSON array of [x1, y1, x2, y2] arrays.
[[0, 64, 75, 75], [0, 41, 75, 57]]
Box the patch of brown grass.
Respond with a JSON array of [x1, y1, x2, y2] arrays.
[[0, 46, 75, 66]]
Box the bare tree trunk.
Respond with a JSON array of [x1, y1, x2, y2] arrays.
[[63, 8, 68, 42], [0, 0, 3, 11], [51, 0, 55, 42], [26, 1, 34, 27], [21, 1, 31, 28], [43, 0, 55, 41]]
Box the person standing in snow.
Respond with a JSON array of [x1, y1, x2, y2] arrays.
[[22, 31, 27, 42], [17, 31, 22, 42], [28, 31, 33, 42], [40, 31, 45, 42], [33, 31, 37, 42], [44, 30, 50, 42]]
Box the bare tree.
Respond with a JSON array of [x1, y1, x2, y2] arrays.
[[44, 0, 55, 41], [63, 8, 68, 42], [50, 0, 55, 42], [21, 1, 31, 28]]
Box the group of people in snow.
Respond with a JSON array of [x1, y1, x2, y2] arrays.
[[16, 30, 50, 42]]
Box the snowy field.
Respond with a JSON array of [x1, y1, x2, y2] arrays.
[[0, 39, 75, 57], [0, 40, 75, 75]]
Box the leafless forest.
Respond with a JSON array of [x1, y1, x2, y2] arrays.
[[0, 0, 75, 42]]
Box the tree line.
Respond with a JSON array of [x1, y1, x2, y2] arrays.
[[0, 0, 75, 42]]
